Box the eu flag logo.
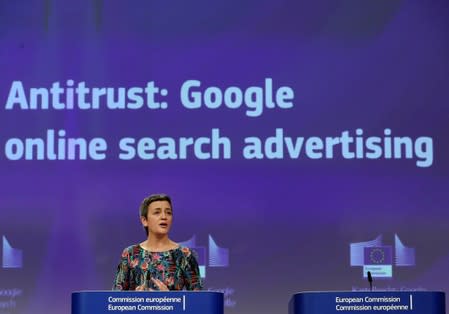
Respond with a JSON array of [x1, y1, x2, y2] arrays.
[[350, 234, 415, 278], [364, 246, 392, 265]]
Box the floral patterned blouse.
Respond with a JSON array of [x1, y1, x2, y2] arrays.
[[112, 244, 202, 291]]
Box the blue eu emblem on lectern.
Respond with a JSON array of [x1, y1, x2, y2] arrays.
[[350, 234, 415, 278]]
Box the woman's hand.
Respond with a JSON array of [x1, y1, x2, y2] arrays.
[[135, 284, 146, 291], [151, 278, 169, 291]]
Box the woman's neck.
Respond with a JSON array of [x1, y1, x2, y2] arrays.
[[141, 235, 176, 252]]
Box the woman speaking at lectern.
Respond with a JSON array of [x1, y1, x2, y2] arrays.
[[113, 194, 203, 291]]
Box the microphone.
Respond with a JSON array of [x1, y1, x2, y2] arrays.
[[367, 271, 373, 291]]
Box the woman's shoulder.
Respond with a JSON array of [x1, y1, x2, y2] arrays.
[[175, 245, 196, 258], [120, 244, 141, 257]]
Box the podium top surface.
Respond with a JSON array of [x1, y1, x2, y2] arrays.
[[72, 290, 222, 295], [292, 290, 446, 296]]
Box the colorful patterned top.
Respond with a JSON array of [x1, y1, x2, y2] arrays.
[[112, 244, 203, 291]]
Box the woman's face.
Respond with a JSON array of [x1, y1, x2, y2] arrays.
[[141, 200, 173, 236]]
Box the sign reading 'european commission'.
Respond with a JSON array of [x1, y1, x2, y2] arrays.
[[289, 291, 446, 314], [72, 291, 223, 314]]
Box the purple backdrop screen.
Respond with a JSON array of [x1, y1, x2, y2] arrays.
[[0, 1, 448, 313]]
